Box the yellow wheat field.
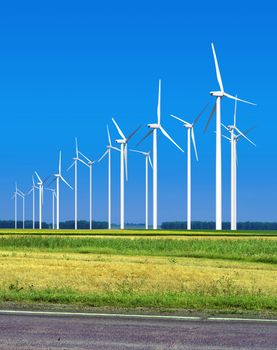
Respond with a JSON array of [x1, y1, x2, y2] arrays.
[[0, 251, 276, 296]]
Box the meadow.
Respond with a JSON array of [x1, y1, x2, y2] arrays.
[[0, 230, 276, 315]]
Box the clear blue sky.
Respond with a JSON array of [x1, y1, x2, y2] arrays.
[[0, 0, 276, 224]]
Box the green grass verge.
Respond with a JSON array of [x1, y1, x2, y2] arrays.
[[0, 288, 276, 314], [1, 229, 277, 236], [0, 236, 276, 264]]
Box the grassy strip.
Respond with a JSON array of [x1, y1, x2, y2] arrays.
[[0, 236, 276, 264], [1, 229, 277, 236], [0, 288, 276, 313]]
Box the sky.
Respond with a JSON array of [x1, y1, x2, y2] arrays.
[[0, 0, 276, 224]]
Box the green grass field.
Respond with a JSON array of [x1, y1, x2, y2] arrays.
[[0, 230, 276, 315]]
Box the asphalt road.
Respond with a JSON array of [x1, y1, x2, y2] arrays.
[[0, 311, 276, 349]]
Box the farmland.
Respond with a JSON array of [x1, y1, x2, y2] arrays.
[[0, 230, 276, 316]]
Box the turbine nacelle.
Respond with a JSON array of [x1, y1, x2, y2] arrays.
[[147, 123, 159, 129], [115, 139, 126, 144], [210, 91, 224, 97]]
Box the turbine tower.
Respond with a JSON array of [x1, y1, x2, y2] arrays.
[[28, 176, 38, 229], [15, 187, 25, 229], [112, 118, 140, 230], [67, 138, 90, 230], [130, 150, 152, 230], [12, 183, 21, 229], [49, 151, 73, 230], [171, 104, 208, 230], [222, 100, 255, 230], [205, 43, 256, 230], [77, 149, 97, 230], [137, 80, 184, 230], [35, 171, 49, 229], [98, 125, 120, 230]]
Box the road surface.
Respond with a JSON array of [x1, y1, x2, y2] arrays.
[[0, 310, 276, 349]]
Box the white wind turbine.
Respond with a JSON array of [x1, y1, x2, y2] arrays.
[[76, 149, 97, 230], [171, 104, 208, 230], [12, 183, 21, 229], [137, 80, 184, 230], [15, 186, 25, 229], [112, 118, 141, 230], [49, 151, 73, 230], [222, 99, 255, 231], [130, 150, 152, 230], [98, 125, 120, 230], [67, 138, 90, 230], [28, 176, 38, 229], [34, 171, 49, 230], [205, 43, 256, 230]]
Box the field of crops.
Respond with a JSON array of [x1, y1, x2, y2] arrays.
[[0, 230, 276, 315]]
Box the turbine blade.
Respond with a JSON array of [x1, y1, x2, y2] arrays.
[[222, 134, 231, 141], [60, 175, 73, 190], [48, 177, 56, 187], [157, 79, 161, 124], [35, 171, 42, 183], [77, 157, 90, 167], [221, 123, 229, 131], [130, 149, 146, 156], [204, 102, 216, 133], [243, 126, 256, 137], [224, 92, 256, 106], [110, 146, 120, 152], [32, 175, 35, 186], [27, 188, 33, 195], [42, 174, 51, 184], [78, 150, 92, 163], [171, 114, 190, 126], [191, 128, 198, 161], [67, 161, 75, 172], [98, 149, 109, 163], [127, 125, 141, 142], [148, 154, 153, 168], [112, 118, 126, 140], [193, 102, 209, 126], [159, 125, 184, 152], [107, 125, 112, 146], [136, 129, 154, 147], [211, 43, 224, 92], [235, 127, 256, 146]]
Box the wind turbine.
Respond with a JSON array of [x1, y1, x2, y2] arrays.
[[112, 118, 141, 230], [205, 43, 256, 230], [67, 138, 89, 230], [28, 176, 38, 229], [49, 151, 73, 230], [34, 171, 49, 229], [16, 187, 25, 229], [12, 183, 21, 229], [171, 104, 208, 230], [76, 149, 97, 230], [98, 125, 120, 230], [130, 150, 152, 230], [137, 80, 184, 230], [222, 99, 256, 230]]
